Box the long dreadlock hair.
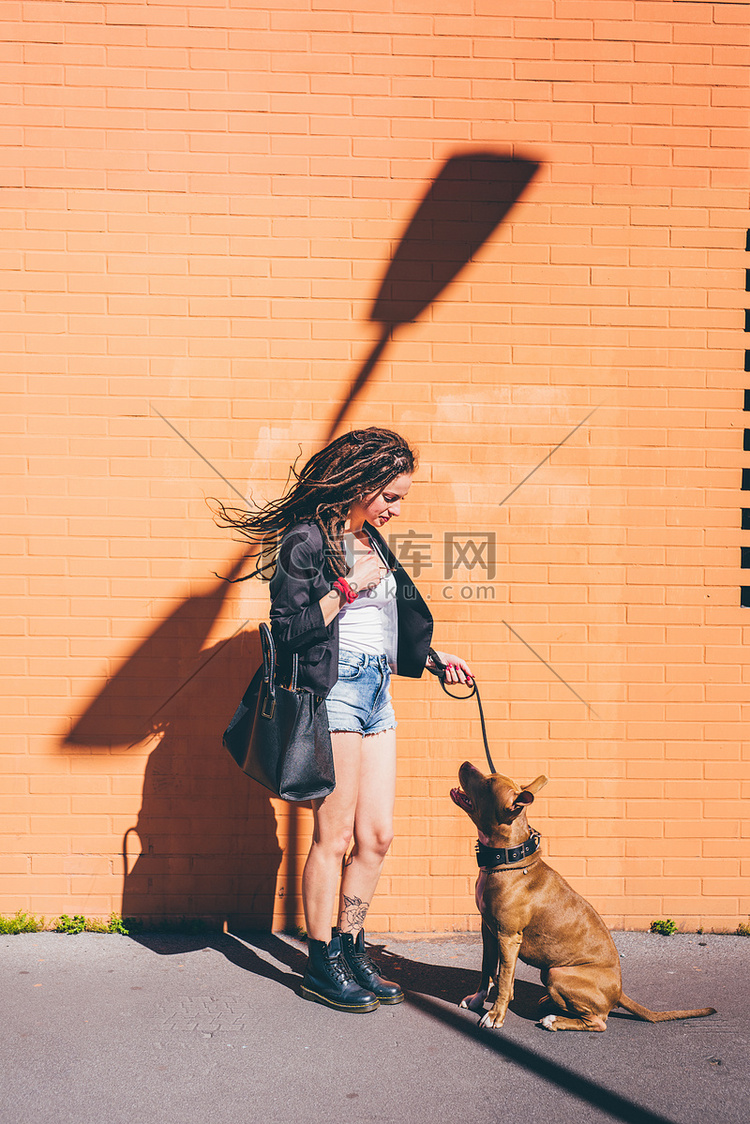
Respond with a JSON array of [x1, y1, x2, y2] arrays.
[[214, 427, 418, 581]]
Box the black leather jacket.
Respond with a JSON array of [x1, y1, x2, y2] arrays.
[[269, 520, 433, 696]]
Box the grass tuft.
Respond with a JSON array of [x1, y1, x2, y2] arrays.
[[0, 910, 45, 934], [53, 913, 129, 935], [54, 914, 87, 934], [650, 918, 678, 936]]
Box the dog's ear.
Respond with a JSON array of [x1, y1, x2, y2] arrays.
[[523, 774, 549, 795]]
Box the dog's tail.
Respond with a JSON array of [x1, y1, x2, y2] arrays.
[[618, 993, 716, 1022]]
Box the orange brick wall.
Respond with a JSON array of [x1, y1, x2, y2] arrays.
[[2, 0, 748, 932]]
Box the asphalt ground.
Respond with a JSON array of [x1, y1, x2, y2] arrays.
[[2, 930, 747, 1124]]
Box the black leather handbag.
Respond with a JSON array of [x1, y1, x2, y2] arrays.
[[223, 622, 335, 802]]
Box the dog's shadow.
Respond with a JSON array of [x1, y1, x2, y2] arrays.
[[372, 944, 549, 1020], [371, 945, 638, 1023]]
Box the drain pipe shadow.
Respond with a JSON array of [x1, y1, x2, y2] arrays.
[[406, 992, 677, 1124]]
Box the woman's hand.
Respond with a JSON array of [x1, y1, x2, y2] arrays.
[[430, 651, 474, 686], [347, 548, 385, 594]]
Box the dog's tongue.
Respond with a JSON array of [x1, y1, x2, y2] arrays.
[[450, 787, 474, 812]]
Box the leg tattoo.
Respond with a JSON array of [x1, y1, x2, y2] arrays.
[[341, 894, 369, 931]]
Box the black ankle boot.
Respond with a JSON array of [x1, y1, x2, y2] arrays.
[[300, 934, 380, 1013], [339, 929, 404, 1005]]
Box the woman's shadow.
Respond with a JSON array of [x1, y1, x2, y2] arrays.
[[59, 569, 549, 1012], [63, 565, 283, 933], [121, 929, 549, 1014]]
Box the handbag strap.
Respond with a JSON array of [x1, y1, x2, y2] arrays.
[[259, 622, 276, 717], [259, 622, 299, 706], [428, 648, 497, 775]]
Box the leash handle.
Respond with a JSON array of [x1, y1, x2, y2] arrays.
[[428, 648, 497, 775]]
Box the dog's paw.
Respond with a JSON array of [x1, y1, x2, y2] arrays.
[[540, 1014, 558, 1032], [460, 991, 488, 1013], [479, 1010, 505, 1030]]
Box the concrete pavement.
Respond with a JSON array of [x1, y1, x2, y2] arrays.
[[2, 929, 747, 1124]]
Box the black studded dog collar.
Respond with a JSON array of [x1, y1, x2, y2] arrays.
[[476, 828, 541, 869]]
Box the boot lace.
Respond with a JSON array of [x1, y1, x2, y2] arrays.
[[327, 951, 356, 984], [350, 946, 378, 977]]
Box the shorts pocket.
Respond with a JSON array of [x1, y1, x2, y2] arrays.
[[338, 657, 364, 681]]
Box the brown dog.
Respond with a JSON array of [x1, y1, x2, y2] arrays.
[[451, 761, 716, 1033]]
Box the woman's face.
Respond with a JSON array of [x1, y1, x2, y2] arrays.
[[349, 473, 413, 530]]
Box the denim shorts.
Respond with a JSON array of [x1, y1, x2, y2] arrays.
[[325, 650, 397, 737]]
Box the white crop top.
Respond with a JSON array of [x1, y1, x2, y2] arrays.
[[338, 531, 397, 658]]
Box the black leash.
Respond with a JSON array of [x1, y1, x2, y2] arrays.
[[428, 648, 497, 774]]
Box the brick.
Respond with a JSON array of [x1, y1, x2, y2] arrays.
[[1, 0, 748, 930]]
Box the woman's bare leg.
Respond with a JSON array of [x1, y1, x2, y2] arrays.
[[337, 726, 397, 935], [301, 730, 362, 942]]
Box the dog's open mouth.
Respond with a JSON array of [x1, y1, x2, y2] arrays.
[[450, 787, 474, 813]]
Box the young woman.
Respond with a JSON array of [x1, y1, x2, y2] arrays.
[[219, 427, 472, 1012]]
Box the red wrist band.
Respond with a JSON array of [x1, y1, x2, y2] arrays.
[[333, 577, 357, 604]]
